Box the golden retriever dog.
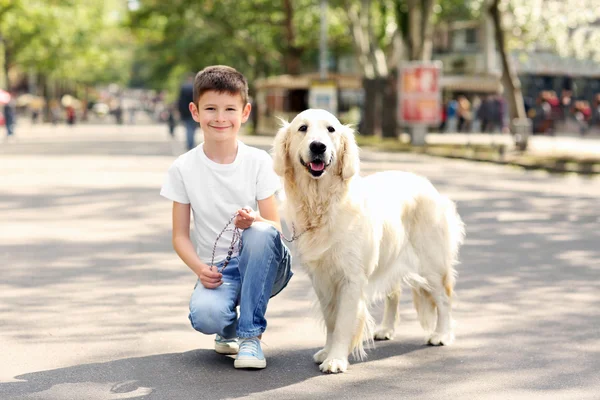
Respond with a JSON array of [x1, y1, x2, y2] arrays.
[[272, 109, 465, 374]]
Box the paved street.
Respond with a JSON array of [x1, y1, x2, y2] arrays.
[[1, 124, 599, 400]]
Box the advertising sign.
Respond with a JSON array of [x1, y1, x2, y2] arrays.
[[309, 81, 338, 114], [398, 62, 442, 126]]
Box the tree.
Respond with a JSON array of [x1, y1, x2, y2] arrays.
[[334, 0, 439, 138], [127, 0, 353, 96], [478, 0, 600, 134], [0, 0, 133, 96], [489, 0, 526, 125]]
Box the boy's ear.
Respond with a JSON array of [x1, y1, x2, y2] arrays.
[[189, 102, 200, 122], [272, 119, 290, 177], [242, 102, 252, 123]]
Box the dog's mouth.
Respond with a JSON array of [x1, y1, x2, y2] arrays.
[[300, 155, 333, 177]]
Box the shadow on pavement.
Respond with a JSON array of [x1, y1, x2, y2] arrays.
[[0, 341, 425, 399]]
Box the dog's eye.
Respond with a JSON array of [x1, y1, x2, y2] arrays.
[[327, 126, 335, 133], [298, 125, 308, 132]]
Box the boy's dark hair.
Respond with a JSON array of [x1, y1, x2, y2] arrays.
[[193, 65, 249, 106]]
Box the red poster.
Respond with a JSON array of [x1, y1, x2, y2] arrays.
[[398, 62, 442, 125]]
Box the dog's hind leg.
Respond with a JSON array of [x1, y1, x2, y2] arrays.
[[374, 287, 401, 340], [426, 274, 455, 346]]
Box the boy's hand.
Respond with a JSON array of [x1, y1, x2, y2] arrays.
[[198, 266, 223, 289], [234, 207, 256, 229]]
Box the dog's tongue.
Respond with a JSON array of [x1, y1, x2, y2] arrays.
[[310, 161, 325, 171]]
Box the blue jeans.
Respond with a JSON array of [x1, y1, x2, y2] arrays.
[[183, 118, 197, 150], [188, 223, 293, 339]]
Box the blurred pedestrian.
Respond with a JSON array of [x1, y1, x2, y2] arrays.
[[66, 105, 76, 125], [50, 99, 61, 125], [457, 96, 472, 132], [167, 104, 177, 138], [3, 93, 16, 142], [178, 74, 197, 150], [445, 98, 458, 133], [471, 96, 482, 133]]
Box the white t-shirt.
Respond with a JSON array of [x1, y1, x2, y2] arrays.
[[160, 141, 281, 264]]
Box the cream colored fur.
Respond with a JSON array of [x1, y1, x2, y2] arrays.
[[272, 109, 465, 374]]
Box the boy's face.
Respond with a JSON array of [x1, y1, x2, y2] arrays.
[[189, 90, 251, 143]]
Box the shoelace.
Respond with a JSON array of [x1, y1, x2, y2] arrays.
[[239, 338, 260, 355]]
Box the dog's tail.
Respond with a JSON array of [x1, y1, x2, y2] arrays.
[[350, 299, 375, 360]]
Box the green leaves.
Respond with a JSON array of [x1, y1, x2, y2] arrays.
[[1, 0, 134, 88]]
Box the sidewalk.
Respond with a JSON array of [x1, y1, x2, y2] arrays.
[[424, 132, 600, 158], [357, 132, 600, 175]]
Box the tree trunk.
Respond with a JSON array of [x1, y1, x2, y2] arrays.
[[381, 73, 397, 137], [360, 78, 379, 136], [406, 0, 434, 61], [489, 0, 526, 121], [283, 0, 302, 75]]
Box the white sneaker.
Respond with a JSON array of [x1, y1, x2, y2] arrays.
[[234, 337, 266, 369], [214, 335, 239, 355]]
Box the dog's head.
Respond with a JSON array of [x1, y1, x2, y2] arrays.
[[272, 109, 359, 180]]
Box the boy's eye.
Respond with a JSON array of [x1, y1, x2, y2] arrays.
[[298, 124, 308, 132]]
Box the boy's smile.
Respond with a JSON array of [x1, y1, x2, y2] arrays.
[[190, 90, 251, 142]]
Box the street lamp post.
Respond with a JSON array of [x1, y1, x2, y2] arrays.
[[319, 0, 328, 81]]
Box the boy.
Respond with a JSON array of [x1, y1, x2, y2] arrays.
[[160, 66, 293, 369]]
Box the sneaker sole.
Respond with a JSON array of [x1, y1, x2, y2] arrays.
[[234, 358, 267, 369], [215, 344, 239, 355]]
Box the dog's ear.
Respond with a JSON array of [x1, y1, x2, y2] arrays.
[[338, 125, 360, 179], [272, 119, 290, 177]]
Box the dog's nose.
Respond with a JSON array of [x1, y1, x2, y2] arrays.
[[309, 141, 327, 155]]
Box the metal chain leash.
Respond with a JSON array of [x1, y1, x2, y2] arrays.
[[280, 223, 309, 242], [210, 214, 313, 272]]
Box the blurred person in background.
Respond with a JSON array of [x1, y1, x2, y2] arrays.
[[3, 92, 16, 142], [166, 103, 177, 138], [457, 95, 472, 132], [49, 99, 61, 125], [573, 100, 591, 136], [445, 98, 458, 133], [591, 94, 600, 130], [178, 74, 197, 150], [66, 105, 76, 125], [471, 96, 482, 133]]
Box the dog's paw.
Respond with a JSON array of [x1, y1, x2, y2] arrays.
[[427, 331, 455, 346], [374, 327, 395, 341], [313, 348, 329, 363], [319, 357, 348, 374]]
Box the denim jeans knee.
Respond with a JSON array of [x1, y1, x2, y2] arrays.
[[188, 272, 239, 339], [241, 222, 280, 252]]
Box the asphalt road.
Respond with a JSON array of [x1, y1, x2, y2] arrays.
[[1, 124, 599, 400]]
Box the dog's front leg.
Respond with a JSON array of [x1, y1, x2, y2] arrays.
[[313, 286, 336, 363], [313, 326, 333, 363], [319, 280, 363, 374]]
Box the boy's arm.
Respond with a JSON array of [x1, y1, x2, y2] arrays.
[[172, 201, 222, 288], [255, 195, 282, 232]]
